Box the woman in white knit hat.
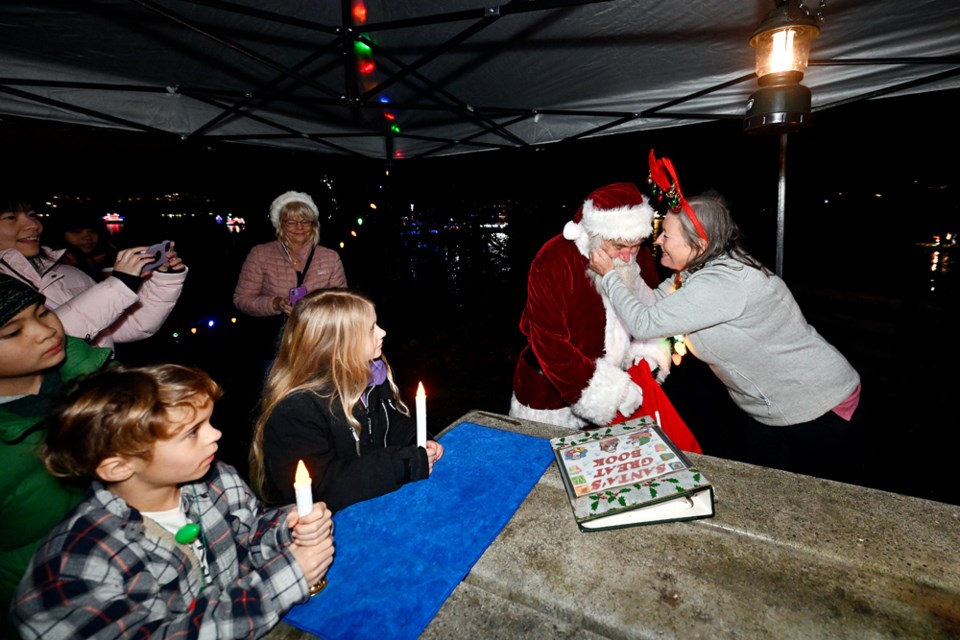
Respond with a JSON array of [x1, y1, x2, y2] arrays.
[[233, 191, 348, 366], [233, 190, 347, 318]]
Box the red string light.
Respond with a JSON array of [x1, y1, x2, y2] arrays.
[[352, 2, 367, 23]]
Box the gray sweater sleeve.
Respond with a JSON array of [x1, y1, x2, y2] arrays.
[[600, 265, 748, 340]]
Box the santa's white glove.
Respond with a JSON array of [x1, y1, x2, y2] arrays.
[[629, 338, 672, 384], [618, 382, 644, 418]]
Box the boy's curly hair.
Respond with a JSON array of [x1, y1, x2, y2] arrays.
[[44, 364, 222, 480]]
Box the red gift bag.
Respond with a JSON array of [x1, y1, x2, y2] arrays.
[[611, 360, 702, 454]]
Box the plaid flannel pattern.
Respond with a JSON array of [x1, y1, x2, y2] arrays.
[[13, 462, 309, 639]]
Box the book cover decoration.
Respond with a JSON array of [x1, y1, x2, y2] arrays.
[[551, 416, 714, 531]]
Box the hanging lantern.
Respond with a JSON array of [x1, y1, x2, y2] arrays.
[[745, 0, 821, 134]]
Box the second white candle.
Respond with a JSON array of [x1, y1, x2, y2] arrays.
[[415, 381, 427, 448]]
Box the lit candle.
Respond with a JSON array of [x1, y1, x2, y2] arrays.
[[416, 381, 427, 448], [294, 459, 328, 596], [294, 459, 314, 517]]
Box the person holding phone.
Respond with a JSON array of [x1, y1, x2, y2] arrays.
[[0, 195, 187, 350], [140, 240, 173, 272], [233, 191, 347, 363]]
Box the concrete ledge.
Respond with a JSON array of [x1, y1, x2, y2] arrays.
[[268, 410, 960, 639]]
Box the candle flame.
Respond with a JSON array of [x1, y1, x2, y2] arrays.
[[295, 459, 312, 484], [416, 381, 426, 399]]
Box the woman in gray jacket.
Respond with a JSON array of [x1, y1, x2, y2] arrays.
[[588, 191, 862, 481]]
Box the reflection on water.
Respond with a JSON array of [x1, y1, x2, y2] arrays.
[[440, 230, 512, 303], [487, 231, 510, 270], [109, 202, 956, 349], [916, 232, 955, 294], [71, 198, 956, 368]]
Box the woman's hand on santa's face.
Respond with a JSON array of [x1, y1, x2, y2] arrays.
[[588, 248, 614, 276]]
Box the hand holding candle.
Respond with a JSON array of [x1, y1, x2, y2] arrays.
[[292, 459, 328, 595], [416, 381, 427, 448]]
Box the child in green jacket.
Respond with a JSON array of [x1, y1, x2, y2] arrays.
[[0, 274, 113, 637]]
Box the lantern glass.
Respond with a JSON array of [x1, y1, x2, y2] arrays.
[[752, 24, 818, 78]]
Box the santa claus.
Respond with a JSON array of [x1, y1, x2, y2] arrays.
[[510, 182, 671, 429]]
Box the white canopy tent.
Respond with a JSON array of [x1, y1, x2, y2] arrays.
[[1, 0, 958, 162]]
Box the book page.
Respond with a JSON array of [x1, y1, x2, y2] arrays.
[[580, 489, 713, 530]]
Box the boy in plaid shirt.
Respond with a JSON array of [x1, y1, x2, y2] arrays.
[[12, 364, 334, 639]]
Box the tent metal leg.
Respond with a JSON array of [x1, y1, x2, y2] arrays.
[[776, 132, 788, 278]]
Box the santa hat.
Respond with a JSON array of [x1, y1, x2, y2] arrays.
[[269, 191, 319, 229], [563, 182, 654, 256]]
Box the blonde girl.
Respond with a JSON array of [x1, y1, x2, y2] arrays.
[[249, 289, 443, 512]]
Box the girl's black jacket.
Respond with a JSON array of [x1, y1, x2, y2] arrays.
[[261, 383, 429, 512]]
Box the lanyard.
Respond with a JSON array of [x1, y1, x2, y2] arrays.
[[298, 246, 316, 287]]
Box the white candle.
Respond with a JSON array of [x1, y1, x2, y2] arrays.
[[294, 459, 327, 596], [416, 381, 427, 448], [294, 459, 314, 517]]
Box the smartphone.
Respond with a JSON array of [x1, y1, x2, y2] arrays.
[[141, 240, 172, 273], [289, 285, 308, 307]]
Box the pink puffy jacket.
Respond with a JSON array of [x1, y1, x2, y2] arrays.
[[233, 240, 347, 317], [0, 246, 186, 349]]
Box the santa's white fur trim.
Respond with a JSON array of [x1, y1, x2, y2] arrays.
[[572, 229, 592, 258], [563, 220, 582, 241], [269, 191, 319, 229], [601, 291, 632, 368], [580, 199, 654, 242], [509, 395, 587, 429], [571, 358, 632, 426]]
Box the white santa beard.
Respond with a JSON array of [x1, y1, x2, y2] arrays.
[[587, 255, 640, 292], [613, 258, 640, 290]]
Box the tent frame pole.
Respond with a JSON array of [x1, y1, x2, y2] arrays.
[[776, 132, 787, 278]]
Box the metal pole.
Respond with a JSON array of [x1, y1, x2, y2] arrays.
[[776, 132, 787, 277]]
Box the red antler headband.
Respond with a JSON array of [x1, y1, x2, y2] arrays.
[[647, 149, 708, 243]]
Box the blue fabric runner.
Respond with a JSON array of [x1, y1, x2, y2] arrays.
[[282, 421, 555, 640]]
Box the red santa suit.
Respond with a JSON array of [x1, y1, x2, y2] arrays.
[[510, 182, 672, 429]]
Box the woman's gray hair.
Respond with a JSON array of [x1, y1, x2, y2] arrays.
[[674, 194, 769, 275]]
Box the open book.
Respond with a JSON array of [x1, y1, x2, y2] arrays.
[[551, 417, 714, 532]]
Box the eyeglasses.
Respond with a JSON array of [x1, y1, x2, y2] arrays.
[[282, 219, 315, 228]]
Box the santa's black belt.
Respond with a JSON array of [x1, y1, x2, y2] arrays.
[[523, 348, 545, 376]]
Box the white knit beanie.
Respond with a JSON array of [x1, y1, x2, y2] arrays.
[[269, 191, 319, 229]]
